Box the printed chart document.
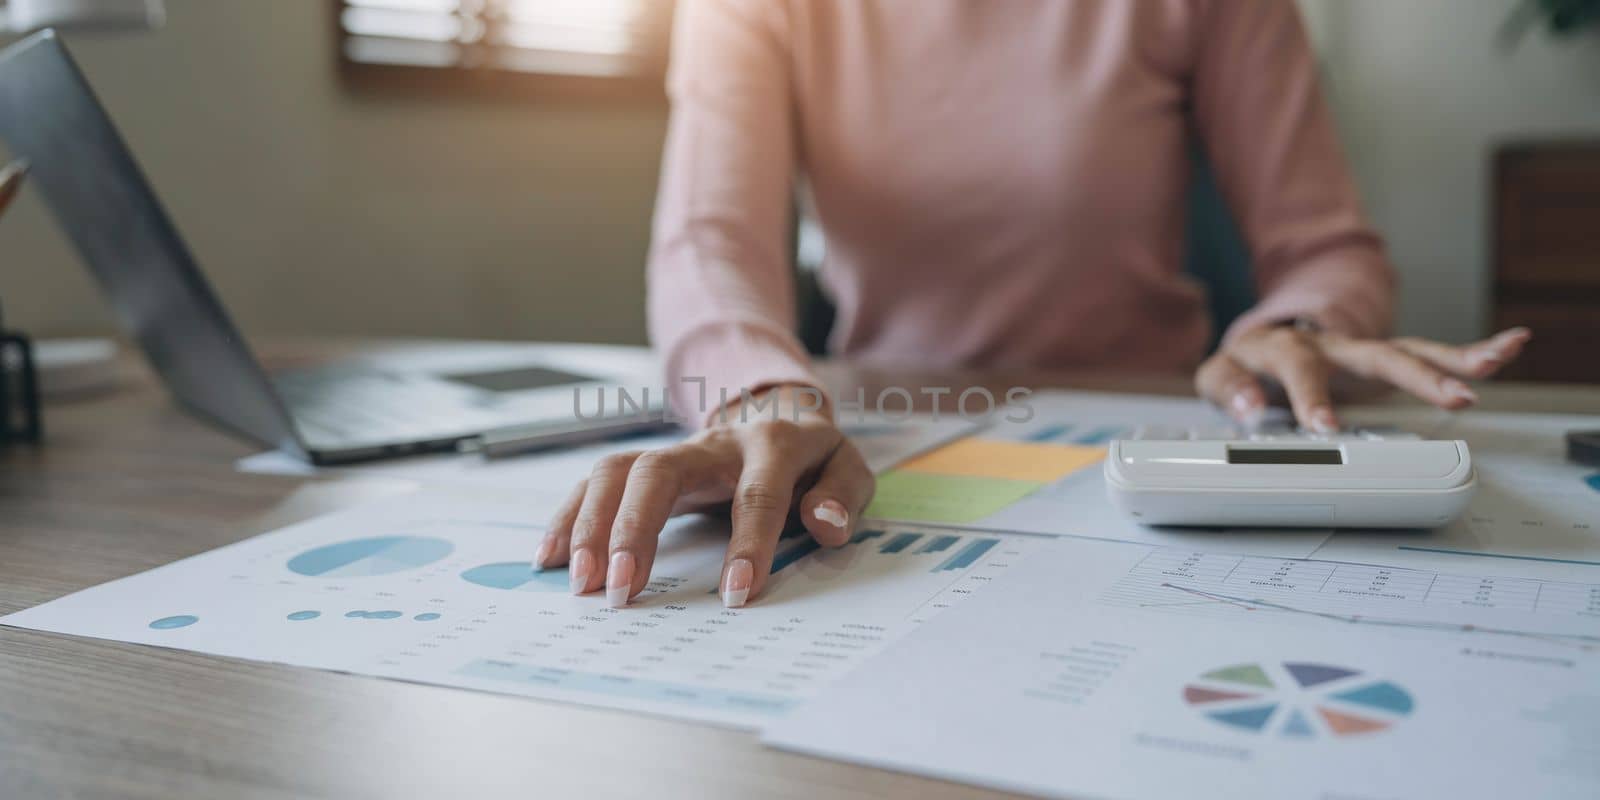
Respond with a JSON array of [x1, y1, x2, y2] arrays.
[[864, 392, 1334, 558], [1314, 411, 1600, 581], [2, 492, 1040, 729], [764, 536, 1600, 799]]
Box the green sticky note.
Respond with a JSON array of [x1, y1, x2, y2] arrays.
[[865, 470, 1043, 525]]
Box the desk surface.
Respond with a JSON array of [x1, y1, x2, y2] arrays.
[[2, 341, 1596, 799]]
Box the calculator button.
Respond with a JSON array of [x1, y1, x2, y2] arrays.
[[1253, 419, 1298, 436], [1247, 432, 1296, 441], [1132, 425, 1189, 441]]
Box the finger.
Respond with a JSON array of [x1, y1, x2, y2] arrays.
[[1392, 327, 1530, 380], [606, 445, 723, 607], [1260, 338, 1337, 432], [798, 444, 876, 547], [721, 441, 806, 609], [1194, 353, 1268, 427], [568, 452, 641, 595], [1326, 340, 1477, 410], [535, 478, 587, 570]]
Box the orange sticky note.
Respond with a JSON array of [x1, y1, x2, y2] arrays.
[[896, 437, 1105, 483]]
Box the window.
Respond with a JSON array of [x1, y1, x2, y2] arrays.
[[335, 0, 675, 97]]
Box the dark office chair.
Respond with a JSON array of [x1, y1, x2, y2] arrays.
[[794, 141, 1256, 356]]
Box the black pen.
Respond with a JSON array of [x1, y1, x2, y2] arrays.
[[460, 415, 676, 460]]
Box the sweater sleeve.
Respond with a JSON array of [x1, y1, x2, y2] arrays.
[[1192, 0, 1397, 343], [647, 0, 823, 427]]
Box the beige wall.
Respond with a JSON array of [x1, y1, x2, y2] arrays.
[[1, 0, 667, 344], [1302, 0, 1600, 344]]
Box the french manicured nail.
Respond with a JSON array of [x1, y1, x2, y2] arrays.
[[722, 559, 753, 609], [606, 551, 634, 608], [569, 548, 594, 595], [1443, 379, 1478, 404], [1309, 407, 1338, 433], [812, 500, 848, 530], [1488, 328, 1529, 352], [1230, 391, 1264, 425], [533, 535, 556, 571]]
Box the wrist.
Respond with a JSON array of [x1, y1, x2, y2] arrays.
[[712, 383, 834, 428]]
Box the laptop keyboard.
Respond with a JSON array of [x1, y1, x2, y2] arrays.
[[274, 370, 492, 443]]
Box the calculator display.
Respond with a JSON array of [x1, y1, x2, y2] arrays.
[[1226, 448, 1343, 465]]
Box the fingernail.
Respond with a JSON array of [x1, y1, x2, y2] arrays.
[[812, 500, 848, 529], [606, 551, 635, 608], [1443, 379, 1478, 404], [1229, 391, 1264, 426], [1490, 328, 1530, 351], [533, 535, 556, 571], [569, 548, 594, 595], [721, 559, 753, 609], [1309, 407, 1338, 433]]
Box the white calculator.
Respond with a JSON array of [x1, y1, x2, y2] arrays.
[[1103, 423, 1476, 529]]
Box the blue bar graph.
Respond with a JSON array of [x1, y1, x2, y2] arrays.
[[1027, 424, 1072, 443], [457, 660, 797, 715], [917, 535, 960, 554], [851, 529, 885, 544], [880, 532, 923, 554], [1073, 426, 1124, 445], [769, 537, 822, 575], [937, 538, 999, 572]]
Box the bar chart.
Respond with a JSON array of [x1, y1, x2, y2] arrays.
[[1024, 423, 1127, 446], [769, 527, 1006, 580]]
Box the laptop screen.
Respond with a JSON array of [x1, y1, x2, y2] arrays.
[[0, 32, 304, 456]]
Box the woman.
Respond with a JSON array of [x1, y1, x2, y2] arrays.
[[533, 0, 1529, 609]]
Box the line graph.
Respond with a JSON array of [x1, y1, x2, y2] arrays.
[[1099, 549, 1600, 653], [1155, 582, 1600, 651]]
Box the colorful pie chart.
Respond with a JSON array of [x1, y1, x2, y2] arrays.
[[1184, 661, 1413, 739]]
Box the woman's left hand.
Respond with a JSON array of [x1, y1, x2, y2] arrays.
[[1194, 325, 1531, 430]]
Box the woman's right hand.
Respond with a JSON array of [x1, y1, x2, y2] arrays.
[[533, 386, 875, 609]]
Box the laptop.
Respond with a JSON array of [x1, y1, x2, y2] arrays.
[[0, 31, 661, 464]]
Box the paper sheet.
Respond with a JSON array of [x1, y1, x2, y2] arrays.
[[2, 491, 1041, 729], [764, 536, 1600, 799], [237, 415, 977, 500], [1311, 411, 1600, 582]]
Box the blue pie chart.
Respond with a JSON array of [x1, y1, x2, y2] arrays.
[[288, 536, 453, 578], [461, 562, 569, 592]]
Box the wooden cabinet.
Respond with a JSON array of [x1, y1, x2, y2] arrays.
[[1493, 141, 1600, 384]]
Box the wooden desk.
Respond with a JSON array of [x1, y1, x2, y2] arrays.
[[2, 341, 1596, 799]]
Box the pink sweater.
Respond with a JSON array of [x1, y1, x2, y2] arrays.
[[648, 0, 1394, 422]]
